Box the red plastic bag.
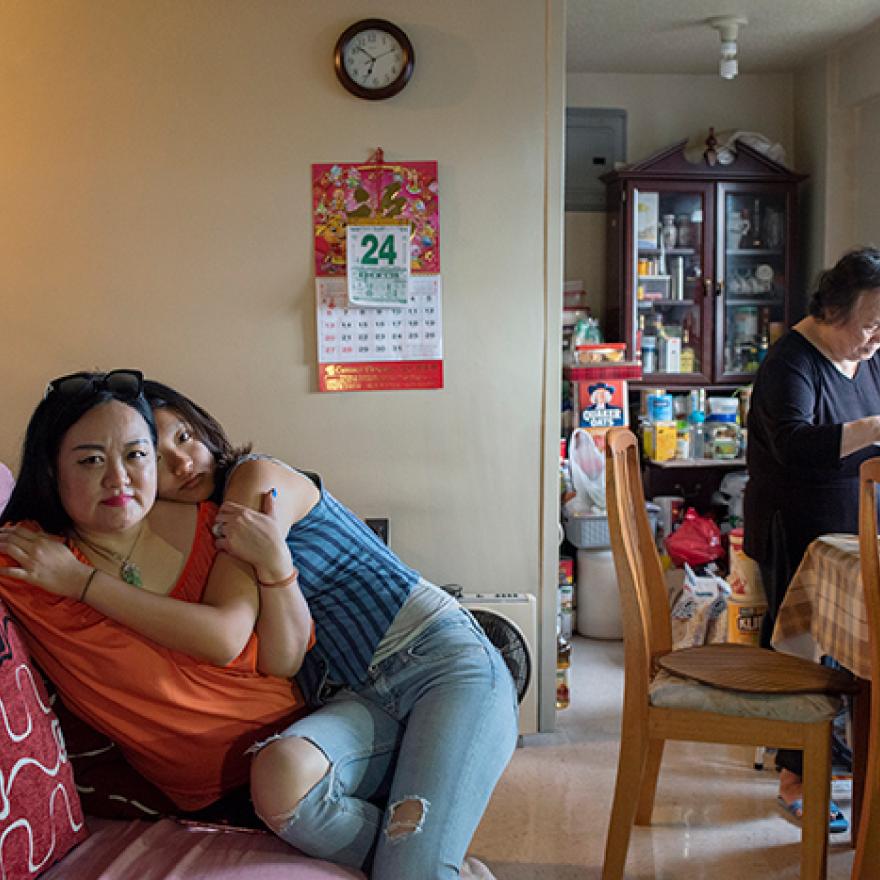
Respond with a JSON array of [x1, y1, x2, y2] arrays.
[[664, 507, 724, 567]]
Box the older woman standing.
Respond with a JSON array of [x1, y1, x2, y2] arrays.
[[745, 246, 880, 830]]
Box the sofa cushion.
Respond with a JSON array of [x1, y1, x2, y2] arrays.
[[48, 690, 264, 827], [0, 604, 88, 878], [41, 818, 366, 879]]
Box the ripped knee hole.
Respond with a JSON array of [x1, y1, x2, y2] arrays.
[[385, 797, 429, 839]]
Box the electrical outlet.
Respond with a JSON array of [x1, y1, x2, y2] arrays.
[[365, 518, 389, 545]]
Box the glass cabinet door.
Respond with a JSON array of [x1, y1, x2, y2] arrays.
[[632, 186, 710, 385], [718, 184, 789, 380]]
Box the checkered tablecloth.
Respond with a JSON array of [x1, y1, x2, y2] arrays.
[[772, 533, 872, 680]]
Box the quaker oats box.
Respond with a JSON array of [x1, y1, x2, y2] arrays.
[[565, 358, 641, 433], [572, 378, 628, 430]]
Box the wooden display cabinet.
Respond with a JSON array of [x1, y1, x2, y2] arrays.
[[601, 137, 806, 388]]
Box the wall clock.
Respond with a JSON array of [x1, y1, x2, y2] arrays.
[[334, 19, 414, 100]]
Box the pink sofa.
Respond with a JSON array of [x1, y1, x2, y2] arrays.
[[0, 561, 364, 880], [0, 617, 368, 880], [42, 818, 365, 879], [0, 465, 365, 879]]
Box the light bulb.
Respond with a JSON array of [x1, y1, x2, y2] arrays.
[[719, 56, 738, 79]]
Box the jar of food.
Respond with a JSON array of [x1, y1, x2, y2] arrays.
[[647, 390, 673, 423], [706, 414, 741, 459]]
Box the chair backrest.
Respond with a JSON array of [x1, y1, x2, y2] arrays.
[[855, 458, 880, 876], [605, 428, 672, 701]]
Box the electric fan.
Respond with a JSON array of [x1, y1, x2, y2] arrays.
[[469, 609, 532, 705]]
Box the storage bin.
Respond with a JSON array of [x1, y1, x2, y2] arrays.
[[576, 548, 622, 639], [638, 275, 671, 300], [565, 506, 659, 550], [564, 514, 610, 550]]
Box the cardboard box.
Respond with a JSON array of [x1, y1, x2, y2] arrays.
[[643, 421, 676, 462], [662, 336, 681, 373], [637, 192, 659, 249], [571, 378, 628, 430]]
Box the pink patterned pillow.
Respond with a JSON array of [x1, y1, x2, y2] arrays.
[[0, 605, 88, 878]]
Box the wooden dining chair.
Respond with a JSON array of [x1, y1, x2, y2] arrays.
[[853, 459, 880, 878], [602, 427, 858, 880]]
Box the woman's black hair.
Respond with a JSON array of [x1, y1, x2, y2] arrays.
[[2, 379, 157, 534], [809, 246, 880, 323], [143, 380, 251, 502]]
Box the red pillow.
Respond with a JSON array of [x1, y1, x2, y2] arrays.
[[0, 606, 88, 878]]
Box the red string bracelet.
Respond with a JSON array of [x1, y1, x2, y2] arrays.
[[257, 567, 299, 589]]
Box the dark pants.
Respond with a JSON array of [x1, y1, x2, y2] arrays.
[[759, 555, 852, 779]]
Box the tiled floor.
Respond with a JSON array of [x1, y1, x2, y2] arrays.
[[470, 636, 856, 879]]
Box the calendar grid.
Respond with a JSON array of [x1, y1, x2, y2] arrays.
[[317, 276, 442, 365]]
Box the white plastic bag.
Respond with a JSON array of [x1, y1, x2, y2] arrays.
[[566, 428, 606, 513], [668, 564, 730, 649]]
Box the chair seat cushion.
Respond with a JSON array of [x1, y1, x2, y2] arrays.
[[649, 670, 841, 722]]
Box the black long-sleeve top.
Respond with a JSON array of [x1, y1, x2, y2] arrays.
[[743, 329, 880, 571]]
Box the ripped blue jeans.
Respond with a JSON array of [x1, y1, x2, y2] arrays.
[[254, 605, 518, 879]]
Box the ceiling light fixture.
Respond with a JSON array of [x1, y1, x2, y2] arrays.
[[707, 16, 748, 80]]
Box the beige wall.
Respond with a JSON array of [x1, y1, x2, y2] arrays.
[[793, 57, 829, 310], [792, 22, 880, 289], [565, 71, 796, 321], [567, 72, 795, 168], [854, 98, 880, 247], [1, 0, 564, 725], [840, 24, 880, 250], [564, 212, 605, 323]]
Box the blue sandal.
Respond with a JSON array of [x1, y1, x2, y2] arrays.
[[776, 796, 849, 834]]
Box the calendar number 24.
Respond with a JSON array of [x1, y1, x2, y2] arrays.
[[360, 233, 398, 265]]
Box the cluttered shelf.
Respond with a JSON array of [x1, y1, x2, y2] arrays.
[[647, 457, 745, 469]]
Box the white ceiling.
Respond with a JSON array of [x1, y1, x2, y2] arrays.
[[566, 0, 880, 74]]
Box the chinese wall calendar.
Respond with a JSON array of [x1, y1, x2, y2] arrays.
[[316, 276, 442, 392], [312, 158, 443, 392]]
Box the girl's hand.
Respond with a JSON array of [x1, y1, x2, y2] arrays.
[[212, 491, 293, 585], [0, 525, 93, 598]]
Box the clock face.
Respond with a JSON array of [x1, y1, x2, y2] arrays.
[[343, 29, 405, 90], [335, 19, 414, 100]]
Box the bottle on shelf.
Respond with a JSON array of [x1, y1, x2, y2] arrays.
[[676, 214, 692, 249], [641, 336, 657, 374], [688, 389, 706, 459], [680, 326, 696, 373], [573, 318, 591, 349], [750, 198, 763, 248], [757, 306, 771, 363], [738, 209, 752, 249], [675, 426, 691, 460], [556, 616, 571, 710]]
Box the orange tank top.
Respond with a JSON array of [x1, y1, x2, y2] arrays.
[[0, 503, 307, 810]]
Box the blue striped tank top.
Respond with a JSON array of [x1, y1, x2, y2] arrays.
[[229, 457, 420, 699]]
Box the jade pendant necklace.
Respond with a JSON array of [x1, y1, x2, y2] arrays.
[[74, 522, 145, 587]]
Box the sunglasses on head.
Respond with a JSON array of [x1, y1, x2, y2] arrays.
[[44, 369, 144, 401]]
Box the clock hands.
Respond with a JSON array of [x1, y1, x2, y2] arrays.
[[352, 45, 397, 81]]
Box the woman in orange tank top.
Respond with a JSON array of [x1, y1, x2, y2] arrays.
[[0, 371, 310, 811]]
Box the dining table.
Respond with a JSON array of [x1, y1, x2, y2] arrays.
[[772, 532, 872, 846]]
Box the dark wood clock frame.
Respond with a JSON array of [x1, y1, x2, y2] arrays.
[[334, 18, 415, 101]]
